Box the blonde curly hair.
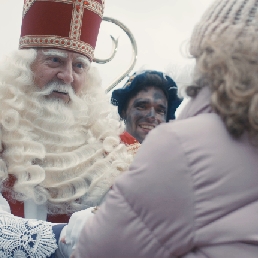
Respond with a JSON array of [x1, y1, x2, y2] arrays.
[[186, 37, 258, 142]]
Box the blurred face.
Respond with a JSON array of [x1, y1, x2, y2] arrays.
[[31, 48, 90, 103], [124, 86, 167, 143]]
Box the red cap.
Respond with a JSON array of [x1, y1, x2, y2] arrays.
[[19, 0, 105, 61]]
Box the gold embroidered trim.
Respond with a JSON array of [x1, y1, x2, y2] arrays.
[[23, 0, 37, 18], [70, 0, 85, 40], [69, 0, 103, 43], [126, 142, 141, 155], [84, 0, 104, 18], [24, 0, 104, 18], [36, 0, 73, 4], [19, 35, 94, 60]]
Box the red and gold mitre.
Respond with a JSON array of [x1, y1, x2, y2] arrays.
[[19, 0, 105, 61]]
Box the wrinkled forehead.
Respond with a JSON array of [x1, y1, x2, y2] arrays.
[[38, 48, 91, 65]]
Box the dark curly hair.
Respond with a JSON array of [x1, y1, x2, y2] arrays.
[[111, 70, 182, 122]]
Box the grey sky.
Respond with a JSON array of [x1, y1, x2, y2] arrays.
[[0, 0, 213, 90]]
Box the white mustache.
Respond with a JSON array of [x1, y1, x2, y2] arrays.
[[33, 81, 85, 111], [40, 82, 75, 97]]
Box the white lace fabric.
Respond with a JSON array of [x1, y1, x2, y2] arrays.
[[0, 212, 57, 257]]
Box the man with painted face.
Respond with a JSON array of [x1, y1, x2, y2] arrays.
[[56, 71, 181, 255], [0, 1, 133, 257], [111, 70, 182, 146]]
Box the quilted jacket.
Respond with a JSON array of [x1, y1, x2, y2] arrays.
[[73, 87, 258, 258]]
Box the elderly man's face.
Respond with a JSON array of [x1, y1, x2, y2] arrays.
[[31, 49, 90, 103], [124, 86, 167, 143]]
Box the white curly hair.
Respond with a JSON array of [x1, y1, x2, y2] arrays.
[[0, 49, 133, 214]]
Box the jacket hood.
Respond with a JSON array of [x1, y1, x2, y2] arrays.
[[177, 86, 213, 120]]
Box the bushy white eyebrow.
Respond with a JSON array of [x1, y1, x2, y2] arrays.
[[75, 56, 91, 67], [41, 50, 90, 65], [42, 49, 68, 58]]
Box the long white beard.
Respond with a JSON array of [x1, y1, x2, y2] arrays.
[[26, 82, 90, 152], [0, 53, 131, 214]]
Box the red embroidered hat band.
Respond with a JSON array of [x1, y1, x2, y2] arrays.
[[19, 0, 105, 61]]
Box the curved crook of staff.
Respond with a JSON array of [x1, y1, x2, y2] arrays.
[[99, 17, 138, 93], [93, 35, 118, 64]]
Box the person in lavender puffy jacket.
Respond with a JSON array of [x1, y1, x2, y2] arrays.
[[72, 0, 258, 257]]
